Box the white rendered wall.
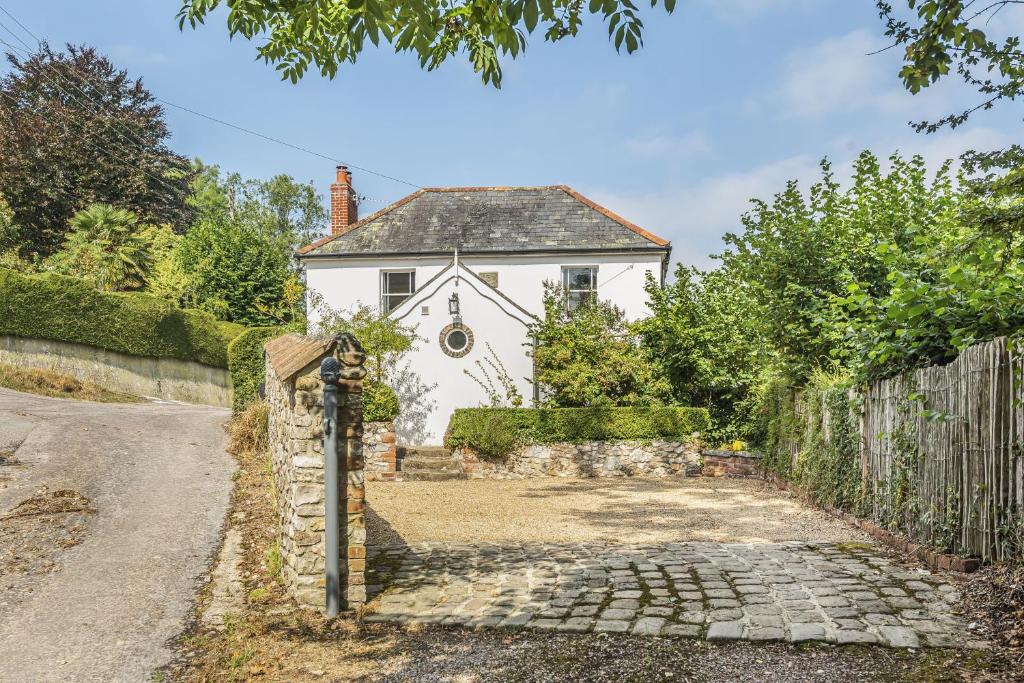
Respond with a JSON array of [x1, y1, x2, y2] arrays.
[[304, 251, 664, 329], [385, 272, 535, 445]]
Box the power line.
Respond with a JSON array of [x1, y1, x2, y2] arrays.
[[0, 1, 423, 190], [155, 98, 423, 189]]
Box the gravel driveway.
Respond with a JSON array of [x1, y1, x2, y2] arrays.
[[366, 477, 869, 546], [0, 388, 234, 682]]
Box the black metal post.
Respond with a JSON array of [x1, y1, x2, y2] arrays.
[[320, 356, 341, 618]]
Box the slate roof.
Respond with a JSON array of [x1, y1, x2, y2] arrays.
[[298, 186, 669, 258]]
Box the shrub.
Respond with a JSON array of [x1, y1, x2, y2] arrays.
[[364, 381, 399, 422], [0, 268, 244, 367], [228, 400, 269, 456], [445, 406, 710, 456], [227, 326, 281, 413]]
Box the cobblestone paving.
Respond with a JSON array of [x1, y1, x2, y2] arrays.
[[364, 541, 980, 648]]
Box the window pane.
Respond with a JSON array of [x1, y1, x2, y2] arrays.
[[385, 271, 412, 294], [564, 267, 594, 291]]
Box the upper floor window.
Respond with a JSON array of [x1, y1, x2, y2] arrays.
[[381, 270, 415, 313], [562, 266, 597, 311]]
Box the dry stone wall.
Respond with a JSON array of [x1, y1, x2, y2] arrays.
[[458, 440, 701, 479], [363, 421, 397, 481], [265, 334, 367, 610]]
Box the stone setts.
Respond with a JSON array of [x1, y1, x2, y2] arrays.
[[265, 333, 367, 610], [364, 541, 977, 648], [457, 440, 702, 479], [363, 421, 398, 481], [702, 449, 761, 477]]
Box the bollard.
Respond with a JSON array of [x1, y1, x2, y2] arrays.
[[319, 356, 341, 618]]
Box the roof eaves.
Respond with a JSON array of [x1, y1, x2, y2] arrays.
[[557, 186, 670, 247]]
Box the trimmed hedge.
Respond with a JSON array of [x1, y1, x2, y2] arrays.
[[364, 381, 400, 422], [0, 268, 244, 368], [227, 326, 282, 413], [445, 406, 711, 454]]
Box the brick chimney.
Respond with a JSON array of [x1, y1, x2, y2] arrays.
[[330, 164, 358, 235]]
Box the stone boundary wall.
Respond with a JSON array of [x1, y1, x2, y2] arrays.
[[265, 334, 366, 610], [0, 335, 231, 407], [458, 440, 701, 479], [702, 449, 761, 477], [363, 421, 397, 481]]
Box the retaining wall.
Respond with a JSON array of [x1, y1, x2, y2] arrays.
[[457, 440, 702, 479], [0, 335, 231, 407]]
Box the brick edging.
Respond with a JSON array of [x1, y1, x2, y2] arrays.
[[762, 471, 981, 573]]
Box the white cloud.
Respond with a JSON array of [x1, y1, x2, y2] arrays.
[[584, 126, 1011, 269], [623, 130, 713, 160], [777, 29, 906, 118]]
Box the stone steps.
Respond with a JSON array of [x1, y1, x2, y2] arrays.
[[395, 446, 465, 481]]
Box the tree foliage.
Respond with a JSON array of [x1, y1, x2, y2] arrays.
[[0, 44, 192, 256], [531, 283, 670, 408], [178, 0, 674, 88], [878, 1, 1024, 131], [312, 302, 417, 383], [636, 266, 770, 438], [47, 204, 152, 292]]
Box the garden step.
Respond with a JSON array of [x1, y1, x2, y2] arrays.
[[398, 446, 451, 460], [400, 458, 461, 472], [393, 470, 467, 482]]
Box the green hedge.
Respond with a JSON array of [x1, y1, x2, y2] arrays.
[[0, 268, 245, 368], [227, 326, 282, 413], [364, 381, 400, 422], [445, 406, 710, 455]]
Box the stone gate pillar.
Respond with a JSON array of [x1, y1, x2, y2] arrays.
[[263, 333, 367, 611]]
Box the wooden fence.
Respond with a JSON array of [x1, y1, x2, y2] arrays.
[[788, 337, 1024, 562]]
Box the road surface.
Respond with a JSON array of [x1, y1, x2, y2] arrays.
[[0, 388, 234, 682]]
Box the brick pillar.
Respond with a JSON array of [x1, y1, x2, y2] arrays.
[[330, 165, 358, 235], [335, 334, 367, 608]]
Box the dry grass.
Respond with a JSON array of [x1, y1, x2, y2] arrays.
[[0, 363, 139, 403], [366, 477, 871, 546], [227, 401, 269, 456]]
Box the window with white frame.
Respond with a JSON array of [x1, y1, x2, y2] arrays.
[[562, 266, 597, 311], [381, 270, 415, 313]]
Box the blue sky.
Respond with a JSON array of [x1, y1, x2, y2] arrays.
[[2, 0, 1021, 266]]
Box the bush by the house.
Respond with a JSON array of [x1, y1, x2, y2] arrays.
[[363, 381, 400, 423], [0, 268, 244, 367], [445, 406, 710, 457], [227, 326, 282, 412]]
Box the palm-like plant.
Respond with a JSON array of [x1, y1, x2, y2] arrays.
[[53, 204, 151, 291]]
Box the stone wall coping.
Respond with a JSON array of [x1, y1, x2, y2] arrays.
[[702, 449, 762, 460]]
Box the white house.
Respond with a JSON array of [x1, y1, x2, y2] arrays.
[[298, 166, 671, 445]]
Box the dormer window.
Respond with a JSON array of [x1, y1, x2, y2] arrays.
[[381, 270, 415, 313], [562, 266, 597, 311]]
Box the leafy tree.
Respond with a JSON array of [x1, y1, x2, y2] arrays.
[[530, 283, 670, 407], [189, 161, 327, 258], [637, 266, 770, 439], [140, 223, 191, 302], [47, 204, 152, 292], [0, 44, 192, 256], [178, 0, 674, 88], [718, 151, 960, 379], [877, 1, 1024, 131], [312, 302, 417, 382]]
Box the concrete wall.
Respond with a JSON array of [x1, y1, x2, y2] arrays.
[[305, 251, 665, 323], [0, 335, 231, 407]]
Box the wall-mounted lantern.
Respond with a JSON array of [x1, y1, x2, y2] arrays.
[[448, 291, 462, 326]]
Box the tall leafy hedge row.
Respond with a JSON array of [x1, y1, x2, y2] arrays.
[[445, 406, 710, 456], [227, 326, 281, 412], [0, 268, 244, 367]]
